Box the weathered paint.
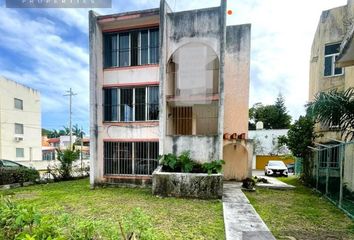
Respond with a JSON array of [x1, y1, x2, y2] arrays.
[[90, 0, 252, 185]]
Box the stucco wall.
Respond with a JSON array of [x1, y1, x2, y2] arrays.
[[0, 76, 42, 161], [249, 129, 290, 156], [164, 135, 218, 162], [309, 5, 348, 101], [224, 24, 251, 137], [160, 2, 226, 161], [103, 66, 159, 86]]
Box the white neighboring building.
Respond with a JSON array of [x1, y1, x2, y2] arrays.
[[0, 76, 42, 162], [249, 129, 290, 155]]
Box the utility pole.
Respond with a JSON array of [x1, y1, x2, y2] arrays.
[[80, 125, 83, 174], [63, 88, 77, 150]]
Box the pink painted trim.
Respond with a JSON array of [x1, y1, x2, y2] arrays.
[[103, 138, 159, 142], [104, 64, 159, 71], [103, 81, 159, 88], [102, 24, 159, 33], [103, 121, 159, 126]]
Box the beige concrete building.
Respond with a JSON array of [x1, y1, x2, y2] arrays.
[[309, 0, 354, 190], [0, 76, 42, 162], [309, 0, 354, 137], [89, 0, 252, 187]]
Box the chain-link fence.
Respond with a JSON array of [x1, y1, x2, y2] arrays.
[[309, 141, 354, 218]]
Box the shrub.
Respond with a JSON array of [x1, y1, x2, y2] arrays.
[[0, 168, 39, 185], [160, 151, 194, 173], [242, 178, 256, 190], [47, 149, 80, 181], [202, 160, 225, 174], [160, 152, 225, 174], [178, 151, 194, 173]]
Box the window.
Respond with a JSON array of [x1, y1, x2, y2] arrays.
[[16, 148, 24, 158], [14, 98, 23, 110], [103, 86, 159, 122], [43, 151, 55, 161], [104, 28, 159, 68], [324, 43, 343, 77], [15, 123, 24, 134], [104, 141, 159, 175], [2, 160, 22, 167]]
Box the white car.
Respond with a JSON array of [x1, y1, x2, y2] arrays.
[[264, 160, 288, 177]]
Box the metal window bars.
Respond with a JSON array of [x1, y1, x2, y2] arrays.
[[104, 142, 159, 176]]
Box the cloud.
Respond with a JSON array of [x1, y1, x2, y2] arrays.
[[0, 0, 349, 132], [0, 7, 89, 130]]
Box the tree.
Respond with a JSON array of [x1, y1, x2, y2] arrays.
[[249, 94, 292, 129], [307, 88, 354, 141], [278, 115, 316, 183]]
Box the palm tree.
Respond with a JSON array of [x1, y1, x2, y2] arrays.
[[308, 88, 354, 141]]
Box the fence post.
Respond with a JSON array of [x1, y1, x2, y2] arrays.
[[339, 144, 345, 208], [316, 151, 319, 190], [326, 148, 330, 196]]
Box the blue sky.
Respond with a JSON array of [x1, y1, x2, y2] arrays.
[[0, 0, 348, 135]]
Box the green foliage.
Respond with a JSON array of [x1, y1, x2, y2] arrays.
[[44, 124, 85, 138], [277, 115, 316, 183], [48, 149, 80, 180], [249, 94, 292, 129], [0, 168, 39, 185], [122, 208, 157, 240], [202, 160, 225, 174], [159, 153, 178, 170], [160, 151, 194, 173], [307, 88, 354, 141], [0, 198, 158, 240], [178, 151, 194, 173], [160, 152, 225, 174]]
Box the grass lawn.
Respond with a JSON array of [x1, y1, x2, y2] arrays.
[[244, 177, 354, 240], [0, 179, 225, 240]]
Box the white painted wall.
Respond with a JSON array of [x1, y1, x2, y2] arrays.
[[249, 129, 290, 156], [0, 76, 42, 161], [104, 66, 159, 86]]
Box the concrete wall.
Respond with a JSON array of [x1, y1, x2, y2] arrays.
[[160, 1, 226, 161], [310, 1, 354, 190], [164, 136, 218, 162], [0, 76, 42, 162], [224, 24, 251, 138], [249, 129, 290, 156], [309, 5, 347, 102], [89, 9, 161, 186]]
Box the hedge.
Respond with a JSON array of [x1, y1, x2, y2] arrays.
[[0, 168, 39, 185]]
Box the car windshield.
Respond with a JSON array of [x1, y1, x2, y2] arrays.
[[268, 161, 285, 167]]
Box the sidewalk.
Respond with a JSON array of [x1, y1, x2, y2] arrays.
[[223, 182, 276, 240]]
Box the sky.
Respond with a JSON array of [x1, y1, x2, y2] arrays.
[[0, 0, 348, 135]]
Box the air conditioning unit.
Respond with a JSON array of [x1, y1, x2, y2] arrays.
[[14, 136, 24, 142]]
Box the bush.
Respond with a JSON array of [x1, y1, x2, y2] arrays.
[[47, 149, 80, 181], [242, 178, 256, 190], [0, 168, 39, 185], [160, 152, 225, 174], [202, 160, 225, 174], [160, 151, 194, 173]]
